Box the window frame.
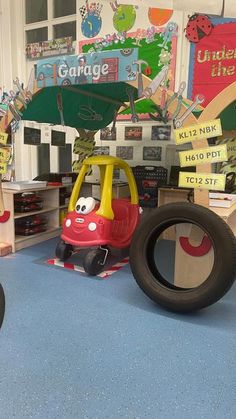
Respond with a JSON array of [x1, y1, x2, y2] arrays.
[[24, 0, 77, 45]]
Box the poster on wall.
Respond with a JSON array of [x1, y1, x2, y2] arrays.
[[143, 146, 162, 161], [116, 146, 133, 160], [100, 127, 116, 141], [94, 146, 110, 155], [125, 126, 142, 141], [151, 125, 171, 140], [188, 18, 236, 106], [26, 37, 75, 59]]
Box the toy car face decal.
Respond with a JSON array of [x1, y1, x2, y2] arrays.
[[75, 197, 96, 215]]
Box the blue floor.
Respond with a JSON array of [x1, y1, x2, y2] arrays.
[[0, 237, 236, 419]]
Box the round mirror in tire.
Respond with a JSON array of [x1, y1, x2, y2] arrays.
[[129, 202, 236, 313], [0, 284, 5, 329]]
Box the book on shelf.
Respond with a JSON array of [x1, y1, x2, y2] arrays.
[[209, 193, 236, 208]]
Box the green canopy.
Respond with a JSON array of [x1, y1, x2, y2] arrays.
[[21, 82, 138, 130]]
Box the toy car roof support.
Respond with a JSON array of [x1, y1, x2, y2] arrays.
[[68, 155, 139, 220]]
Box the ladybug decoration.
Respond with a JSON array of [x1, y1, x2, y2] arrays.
[[185, 14, 213, 43]]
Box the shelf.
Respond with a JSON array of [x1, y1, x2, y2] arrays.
[[14, 206, 58, 219], [211, 202, 236, 220], [15, 227, 61, 244], [15, 227, 62, 251], [59, 204, 69, 209]]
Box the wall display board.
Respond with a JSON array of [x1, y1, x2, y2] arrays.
[[188, 18, 236, 108]]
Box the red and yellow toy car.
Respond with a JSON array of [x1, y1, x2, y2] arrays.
[[56, 155, 141, 275]]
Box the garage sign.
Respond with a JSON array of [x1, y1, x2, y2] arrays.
[[36, 48, 138, 88]]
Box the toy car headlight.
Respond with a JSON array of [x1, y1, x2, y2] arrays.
[[65, 219, 71, 227], [88, 222, 97, 232]]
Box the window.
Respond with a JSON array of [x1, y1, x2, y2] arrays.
[[38, 144, 50, 175], [59, 144, 72, 172], [25, 0, 48, 24], [53, 0, 76, 18], [53, 21, 76, 41], [24, 127, 41, 145], [51, 130, 66, 147], [25, 0, 77, 46], [26, 27, 48, 44]]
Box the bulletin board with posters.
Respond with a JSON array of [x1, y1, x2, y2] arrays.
[[79, 25, 178, 119], [188, 18, 236, 113]]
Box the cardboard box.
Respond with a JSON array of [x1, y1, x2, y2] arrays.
[[0, 242, 12, 256]]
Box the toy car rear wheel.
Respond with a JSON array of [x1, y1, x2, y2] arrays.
[[55, 239, 73, 261], [83, 248, 106, 276], [0, 283, 5, 329]]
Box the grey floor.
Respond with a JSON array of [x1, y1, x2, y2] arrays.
[[0, 237, 236, 419]]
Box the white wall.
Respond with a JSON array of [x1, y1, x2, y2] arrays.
[[0, 0, 192, 180]]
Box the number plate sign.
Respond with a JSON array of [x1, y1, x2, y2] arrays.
[[179, 172, 226, 191], [0, 162, 7, 174], [179, 144, 228, 167], [0, 132, 8, 146], [174, 119, 222, 145]]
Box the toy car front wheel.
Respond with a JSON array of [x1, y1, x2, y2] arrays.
[[55, 239, 73, 261], [83, 248, 106, 276], [0, 283, 5, 329]]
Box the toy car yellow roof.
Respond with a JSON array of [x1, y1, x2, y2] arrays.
[[69, 155, 138, 220], [83, 155, 130, 169]]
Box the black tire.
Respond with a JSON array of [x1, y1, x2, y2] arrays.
[[83, 248, 106, 276], [55, 239, 73, 261], [0, 284, 5, 329], [130, 202, 236, 313]]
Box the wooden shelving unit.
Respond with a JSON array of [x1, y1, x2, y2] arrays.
[[0, 184, 73, 252]]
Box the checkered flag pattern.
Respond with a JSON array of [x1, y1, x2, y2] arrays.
[[79, 5, 87, 20]]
